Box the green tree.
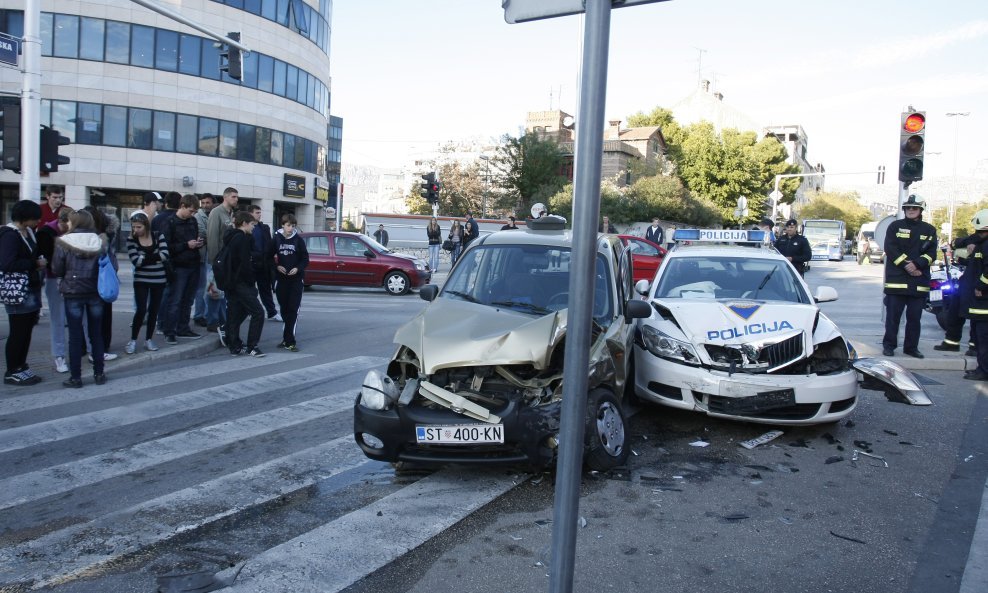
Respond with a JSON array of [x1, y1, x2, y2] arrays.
[[492, 133, 568, 218], [795, 190, 873, 239], [405, 160, 486, 216]]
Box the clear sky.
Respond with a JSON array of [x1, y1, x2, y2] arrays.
[[330, 0, 987, 196]]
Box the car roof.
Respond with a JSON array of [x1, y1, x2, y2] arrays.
[[665, 244, 784, 261], [477, 226, 617, 253]]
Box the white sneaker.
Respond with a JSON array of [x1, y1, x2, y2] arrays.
[[269, 313, 283, 322], [104, 352, 119, 361], [54, 356, 69, 373], [125, 340, 137, 355], [145, 339, 160, 352]]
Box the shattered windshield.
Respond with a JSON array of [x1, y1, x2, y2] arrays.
[[654, 256, 810, 303], [441, 244, 614, 323]]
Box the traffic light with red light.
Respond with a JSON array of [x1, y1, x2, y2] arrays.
[[898, 110, 925, 185], [420, 172, 440, 204]]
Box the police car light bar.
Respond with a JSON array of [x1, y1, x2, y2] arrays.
[[673, 229, 766, 243]]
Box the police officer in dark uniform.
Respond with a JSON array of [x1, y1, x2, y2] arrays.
[[882, 195, 937, 358], [963, 210, 988, 380], [774, 219, 812, 276], [933, 230, 985, 354]]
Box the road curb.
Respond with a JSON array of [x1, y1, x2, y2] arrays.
[[849, 339, 972, 372]]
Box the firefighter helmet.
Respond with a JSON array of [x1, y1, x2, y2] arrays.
[[902, 194, 926, 211], [972, 209, 988, 231]]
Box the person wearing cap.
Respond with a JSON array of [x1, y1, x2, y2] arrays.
[[775, 219, 811, 276], [933, 225, 984, 356], [141, 191, 162, 222], [882, 194, 937, 358]]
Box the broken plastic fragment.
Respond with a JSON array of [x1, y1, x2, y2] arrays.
[[852, 449, 888, 467], [689, 440, 710, 447], [738, 430, 783, 450], [578, 516, 587, 528]]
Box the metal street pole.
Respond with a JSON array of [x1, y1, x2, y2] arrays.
[[946, 112, 970, 241], [479, 155, 490, 218]]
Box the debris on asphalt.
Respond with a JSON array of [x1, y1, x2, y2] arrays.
[[899, 441, 922, 447], [510, 535, 523, 541], [578, 516, 587, 528], [914, 492, 938, 503], [530, 475, 545, 485], [853, 440, 873, 452], [788, 438, 811, 448], [829, 530, 867, 545], [738, 430, 784, 450], [852, 449, 888, 467], [534, 519, 552, 526], [689, 439, 710, 447], [822, 433, 841, 445], [825, 456, 844, 464], [721, 513, 749, 522], [884, 429, 899, 436], [964, 454, 975, 462], [779, 516, 793, 525]]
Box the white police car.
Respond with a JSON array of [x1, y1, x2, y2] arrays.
[[631, 229, 929, 425]]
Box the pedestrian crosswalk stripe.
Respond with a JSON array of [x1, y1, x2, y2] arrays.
[[0, 356, 384, 455], [0, 389, 361, 511], [0, 436, 368, 589]]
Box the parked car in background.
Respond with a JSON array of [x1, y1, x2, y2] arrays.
[[618, 235, 667, 283], [300, 232, 430, 295]]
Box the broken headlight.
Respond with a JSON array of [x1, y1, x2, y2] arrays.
[[640, 325, 700, 366], [358, 370, 400, 411]]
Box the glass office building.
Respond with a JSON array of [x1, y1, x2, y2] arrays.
[[0, 1, 340, 233]]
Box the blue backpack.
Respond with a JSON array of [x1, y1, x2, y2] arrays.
[[98, 252, 119, 302]]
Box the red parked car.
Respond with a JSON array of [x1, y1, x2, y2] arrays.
[[300, 232, 431, 295], [618, 235, 667, 283]]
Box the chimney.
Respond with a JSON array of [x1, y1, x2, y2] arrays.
[[701, 79, 710, 92], [607, 119, 622, 139]]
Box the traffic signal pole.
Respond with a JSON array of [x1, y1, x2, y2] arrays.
[[19, 0, 41, 201]]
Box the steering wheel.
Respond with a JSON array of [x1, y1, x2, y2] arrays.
[[546, 292, 569, 311]]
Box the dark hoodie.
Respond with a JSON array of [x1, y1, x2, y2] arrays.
[[223, 226, 255, 287], [53, 229, 112, 297], [271, 227, 309, 280]]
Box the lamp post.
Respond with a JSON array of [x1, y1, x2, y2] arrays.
[[479, 155, 490, 218], [946, 112, 970, 241]]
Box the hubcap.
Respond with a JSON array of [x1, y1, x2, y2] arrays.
[[387, 275, 407, 294], [595, 401, 625, 457]]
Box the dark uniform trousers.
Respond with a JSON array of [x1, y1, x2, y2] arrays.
[[884, 294, 926, 352]]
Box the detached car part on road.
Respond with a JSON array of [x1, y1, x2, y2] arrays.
[[354, 216, 651, 471], [632, 229, 930, 426]]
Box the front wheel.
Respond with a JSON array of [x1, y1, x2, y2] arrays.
[[384, 271, 410, 296], [584, 388, 630, 471]]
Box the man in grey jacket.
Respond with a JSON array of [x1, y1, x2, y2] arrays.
[[205, 187, 239, 335]]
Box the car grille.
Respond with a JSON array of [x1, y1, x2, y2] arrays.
[[704, 332, 804, 373]]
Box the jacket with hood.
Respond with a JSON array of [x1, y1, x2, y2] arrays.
[[223, 226, 255, 287], [53, 230, 112, 298], [35, 218, 64, 279], [270, 227, 309, 281], [165, 213, 202, 268]]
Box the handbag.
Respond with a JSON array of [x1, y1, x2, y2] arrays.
[[98, 253, 120, 303], [0, 270, 29, 305], [442, 239, 453, 252]]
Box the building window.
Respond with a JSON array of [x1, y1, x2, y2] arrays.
[[200, 38, 221, 80], [153, 111, 176, 152], [241, 51, 258, 89], [273, 60, 287, 96], [257, 54, 274, 93], [254, 128, 271, 164], [176, 114, 198, 154], [80, 18, 105, 61], [105, 21, 130, 64], [76, 102, 102, 145], [103, 106, 127, 146], [270, 131, 283, 166], [128, 108, 152, 149], [219, 120, 238, 158], [51, 100, 76, 142], [53, 14, 79, 58], [178, 34, 201, 76], [155, 29, 178, 71], [237, 124, 256, 161], [130, 24, 154, 67], [40, 12, 52, 56], [198, 118, 219, 156]]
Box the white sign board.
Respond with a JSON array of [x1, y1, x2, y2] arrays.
[[503, 0, 669, 23]]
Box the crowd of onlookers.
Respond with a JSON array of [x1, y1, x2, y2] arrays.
[[2, 185, 309, 388]]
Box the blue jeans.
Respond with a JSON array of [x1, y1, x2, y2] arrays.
[[65, 295, 104, 379], [450, 243, 462, 266], [428, 244, 440, 272], [192, 260, 208, 320], [45, 278, 67, 358], [162, 265, 200, 337]]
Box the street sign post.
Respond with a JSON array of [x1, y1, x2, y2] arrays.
[[503, 0, 668, 23]]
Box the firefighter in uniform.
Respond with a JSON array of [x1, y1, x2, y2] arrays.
[[882, 195, 937, 358], [933, 230, 985, 355], [964, 210, 988, 380]]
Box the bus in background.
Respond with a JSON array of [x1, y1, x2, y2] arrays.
[[801, 219, 846, 261]]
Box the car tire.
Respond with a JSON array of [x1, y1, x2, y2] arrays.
[[584, 388, 629, 471], [384, 271, 410, 296]]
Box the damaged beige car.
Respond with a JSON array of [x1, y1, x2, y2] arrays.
[[353, 216, 651, 470]]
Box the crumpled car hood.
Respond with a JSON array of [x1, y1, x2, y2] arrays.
[[394, 298, 568, 374], [654, 299, 817, 344]]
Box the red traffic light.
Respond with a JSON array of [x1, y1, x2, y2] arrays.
[[903, 113, 925, 134]]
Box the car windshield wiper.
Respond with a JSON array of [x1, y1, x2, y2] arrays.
[[754, 267, 776, 294], [491, 300, 551, 315], [444, 290, 480, 303]]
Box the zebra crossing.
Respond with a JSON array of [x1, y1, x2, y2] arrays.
[[0, 351, 520, 592]]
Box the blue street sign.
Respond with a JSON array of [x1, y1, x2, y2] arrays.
[[0, 34, 19, 68]]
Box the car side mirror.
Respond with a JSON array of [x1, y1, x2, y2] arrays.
[[420, 284, 439, 302], [624, 298, 651, 322], [634, 279, 650, 296], [364, 249, 375, 259], [814, 286, 838, 303]]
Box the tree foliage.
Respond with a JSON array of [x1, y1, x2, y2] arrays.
[[929, 199, 988, 240], [492, 133, 568, 218], [795, 190, 873, 239], [405, 160, 486, 216]]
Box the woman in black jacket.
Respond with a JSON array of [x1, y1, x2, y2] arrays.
[[2, 200, 45, 386], [270, 213, 309, 352]]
